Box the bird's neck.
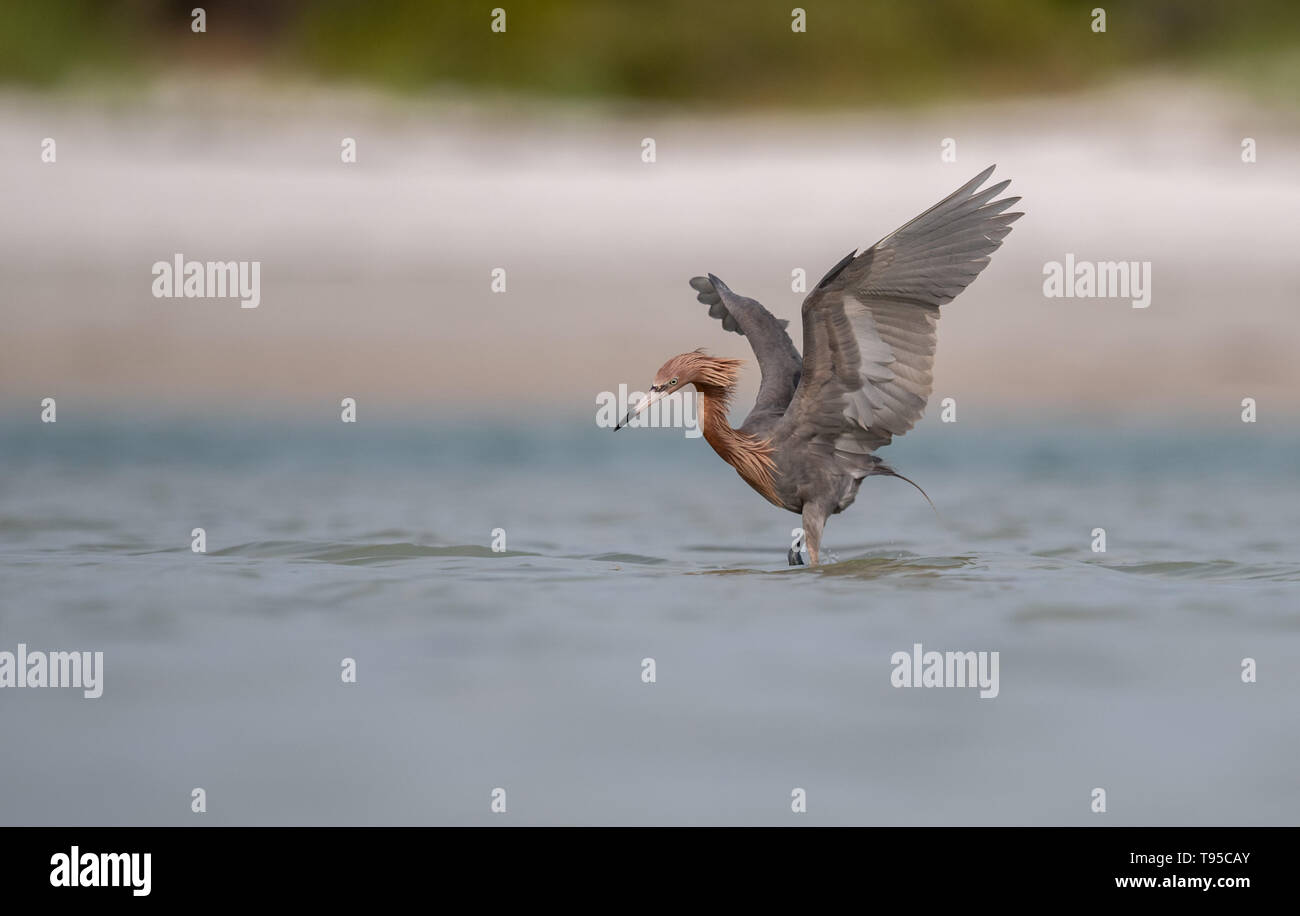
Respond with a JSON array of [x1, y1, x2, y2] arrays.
[[695, 384, 781, 506]]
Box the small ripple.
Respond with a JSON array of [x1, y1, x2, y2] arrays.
[[698, 553, 976, 579], [0, 515, 117, 534], [209, 540, 540, 565], [816, 554, 976, 580], [583, 552, 669, 565], [1099, 560, 1300, 582], [1011, 605, 1136, 624]]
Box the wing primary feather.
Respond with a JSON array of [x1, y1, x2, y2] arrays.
[[816, 249, 859, 290]]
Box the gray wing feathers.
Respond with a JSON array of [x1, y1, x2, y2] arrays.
[[782, 166, 1022, 465], [689, 274, 801, 418], [690, 275, 790, 336], [833, 296, 938, 453], [845, 166, 1021, 308]]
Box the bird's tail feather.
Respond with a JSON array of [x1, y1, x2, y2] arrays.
[[870, 465, 941, 520]]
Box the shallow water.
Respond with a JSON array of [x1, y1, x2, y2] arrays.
[[1, 415, 1297, 825]]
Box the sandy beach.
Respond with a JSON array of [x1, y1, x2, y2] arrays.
[[2, 77, 1297, 420]]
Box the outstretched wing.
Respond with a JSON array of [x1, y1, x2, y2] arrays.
[[689, 274, 802, 421], [777, 166, 1023, 468]]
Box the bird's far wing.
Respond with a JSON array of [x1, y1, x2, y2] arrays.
[[779, 166, 1022, 467], [689, 274, 802, 418]]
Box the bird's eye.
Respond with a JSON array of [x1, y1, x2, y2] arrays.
[[670, 377, 678, 386]]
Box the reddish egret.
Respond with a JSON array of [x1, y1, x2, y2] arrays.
[[616, 166, 1022, 565]]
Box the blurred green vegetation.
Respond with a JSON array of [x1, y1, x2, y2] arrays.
[[2, 0, 1298, 106]]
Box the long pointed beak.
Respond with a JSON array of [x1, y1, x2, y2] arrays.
[[615, 388, 668, 431]]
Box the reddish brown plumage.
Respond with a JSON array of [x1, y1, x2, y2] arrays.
[[653, 351, 781, 506]]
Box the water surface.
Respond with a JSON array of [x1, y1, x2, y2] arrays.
[[1, 416, 1296, 825]]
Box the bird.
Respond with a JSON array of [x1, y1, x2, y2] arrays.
[[615, 166, 1022, 566]]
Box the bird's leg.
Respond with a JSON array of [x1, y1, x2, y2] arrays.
[[800, 504, 827, 567], [787, 543, 804, 566]]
